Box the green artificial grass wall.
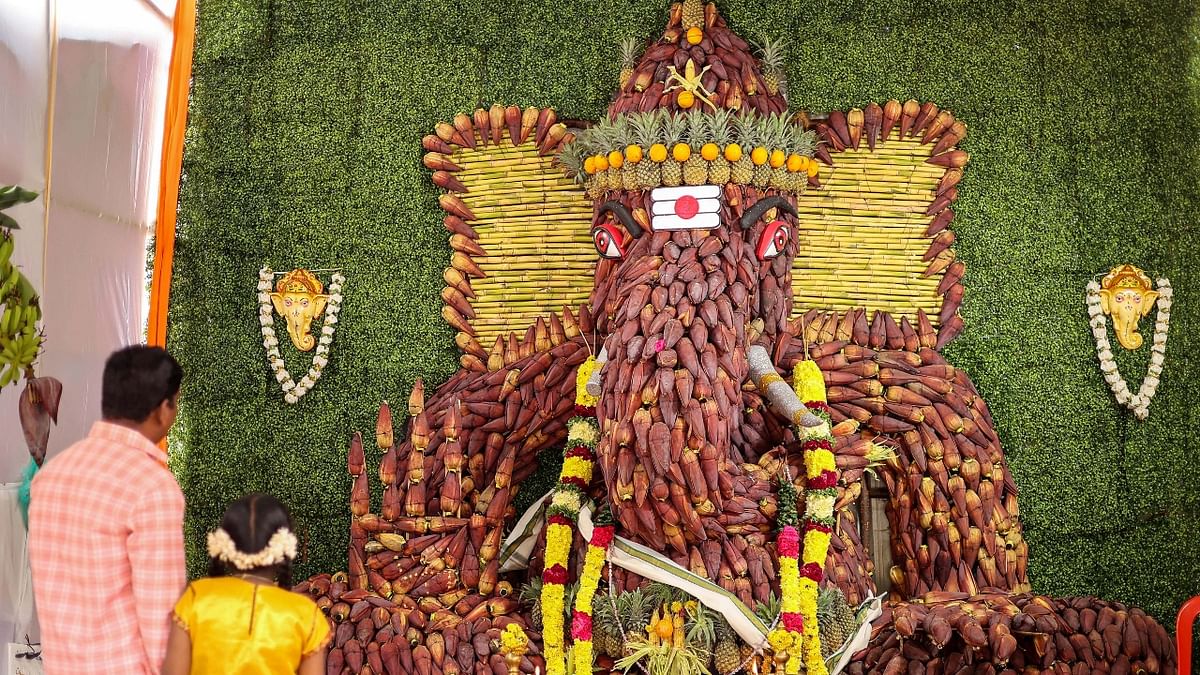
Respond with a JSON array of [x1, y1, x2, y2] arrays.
[[170, 0, 1200, 628]]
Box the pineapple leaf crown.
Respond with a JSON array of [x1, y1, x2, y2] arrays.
[[559, 1, 819, 194], [565, 109, 817, 193]]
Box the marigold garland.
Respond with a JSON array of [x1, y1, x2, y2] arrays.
[[791, 359, 838, 675], [540, 359, 601, 675], [571, 511, 614, 674]]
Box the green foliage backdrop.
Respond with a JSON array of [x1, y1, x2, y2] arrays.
[[171, 0, 1200, 626]]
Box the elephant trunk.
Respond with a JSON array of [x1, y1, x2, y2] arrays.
[[589, 189, 798, 556], [289, 316, 316, 351], [1115, 320, 1143, 350]]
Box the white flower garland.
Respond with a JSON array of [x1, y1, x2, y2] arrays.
[[258, 267, 344, 404], [1085, 276, 1171, 420], [206, 526, 299, 570]]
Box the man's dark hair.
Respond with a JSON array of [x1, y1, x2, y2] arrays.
[[101, 346, 183, 422]]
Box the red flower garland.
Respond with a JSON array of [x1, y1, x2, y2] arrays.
[[543, 564, 569, 585], [800, 562, 824, 582]]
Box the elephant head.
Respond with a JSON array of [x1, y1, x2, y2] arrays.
[[270, 268, 328, 351], [1097, 264, 1158, 350], [566, 15, 824, 557]]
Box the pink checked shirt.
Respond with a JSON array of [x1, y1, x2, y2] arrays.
[[29, 421, 186, 674]]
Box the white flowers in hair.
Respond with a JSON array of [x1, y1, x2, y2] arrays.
[[1085, 276, 1171, 420], [207, 527, 299, 570], [259, 267, 345, 404]]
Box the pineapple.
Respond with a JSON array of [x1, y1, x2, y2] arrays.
[[592, 593, 622, 658], [592, 118, 619, 192], [519, 580, 544, 631], [713, 617, 741, 675], [557, 140, 587, 185], [817, 586, 858, 657], [660, 113, 686, 187], [608, 116, 639, 190], [682, 111, 709, 185], [755, 36, 788, 98], [753, 591, 781, 626], [618, 39, 640, 91], [681, 0, 705, 30], [684, 602, 716, 653], [784, 123, 817, 192], [706, 110, 733, 185], [615, 589, 650, 656], [630, 111, 663, 188], [763, 114, 789, 189], [730, 113, 758, 184]]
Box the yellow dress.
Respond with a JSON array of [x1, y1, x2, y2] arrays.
[[173, 577, 331, 674]]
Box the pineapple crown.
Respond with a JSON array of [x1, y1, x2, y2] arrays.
[[561, 2, 819, 194], [565, 109, 817, 193]]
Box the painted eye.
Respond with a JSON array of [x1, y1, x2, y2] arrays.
[[756, 220, 791, 260], [592, 222, 627, 259]]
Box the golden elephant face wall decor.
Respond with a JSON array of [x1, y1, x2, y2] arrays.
[[1098, 264, 1158, 350], [270, 269, 328, 351]]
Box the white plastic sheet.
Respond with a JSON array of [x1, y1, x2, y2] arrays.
[[0, 0, 177, 482], [0, 483, 35, 646]]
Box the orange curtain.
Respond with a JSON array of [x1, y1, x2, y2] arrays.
[[147, 0, 196, 348]]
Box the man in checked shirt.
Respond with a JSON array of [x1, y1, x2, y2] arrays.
[[29, 346, 186, 674]]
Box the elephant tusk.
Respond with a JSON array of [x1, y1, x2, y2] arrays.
[[746, 345, 824, 427], [585, 346, 608, 397]]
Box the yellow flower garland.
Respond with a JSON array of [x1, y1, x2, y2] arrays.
[[575, 356, 599, 408], [540, 358, 601, 675], [571, 534, 608, 674], [792, 358, 837, 675], [542, 582, 566, 662]]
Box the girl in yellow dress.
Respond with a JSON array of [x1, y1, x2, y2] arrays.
[[163, 494, 329, 674]]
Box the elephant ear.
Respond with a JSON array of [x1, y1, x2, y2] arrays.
[[426, 105, 595, 372], [791, 100, 969, 351]]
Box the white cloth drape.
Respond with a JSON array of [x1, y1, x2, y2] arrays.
[[0, 484, 35, 645], [0, 0, 178, 483]]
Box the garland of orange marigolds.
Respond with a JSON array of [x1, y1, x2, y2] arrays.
[[540, 354, 601, 675]]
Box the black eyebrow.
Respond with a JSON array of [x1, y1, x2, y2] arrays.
[[598, 201, 644, 238], [740, 196, 798, 229]]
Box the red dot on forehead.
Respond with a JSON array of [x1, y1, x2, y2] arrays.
[[674, 195, 699, 219]]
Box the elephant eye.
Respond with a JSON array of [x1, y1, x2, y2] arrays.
[[592, 222, 627, 259], [756, 220, 791, 260]]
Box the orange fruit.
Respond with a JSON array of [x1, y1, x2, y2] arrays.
[[686, 27, 703, 45], [595, 154, 609, 172], [649, 143, 668, 162], [751, 146, 769, 166], [700, 143, 720, 161], [807, 161, 820, 177], [769, 149, 786, 168], [677, 90, 695, 109], [583, 156, 597, 174], [786, 154, 803, 172], [672, 143, 691, 162], [724, 144, 743, 162], [626, 144, 644, 163], [608, 150, 624, 169]]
